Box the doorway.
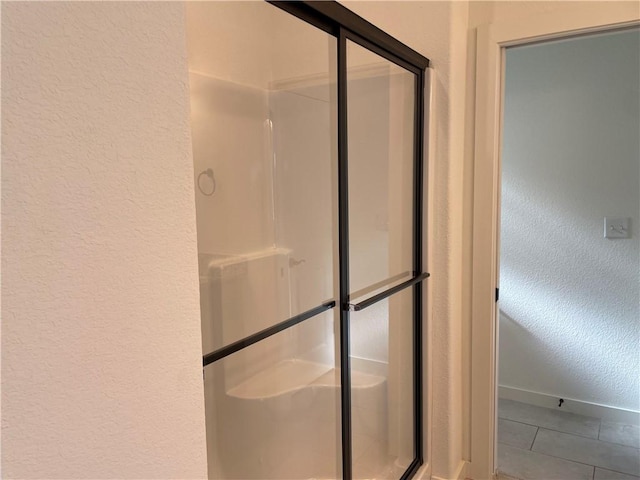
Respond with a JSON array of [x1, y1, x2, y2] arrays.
[[496, 28, 640, 480], [470, 5, 640, 480]]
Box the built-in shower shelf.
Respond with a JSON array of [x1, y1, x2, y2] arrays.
[[199, 248, 292, 280], [227, 359, 385, 399], [313, 367, 386, 388]]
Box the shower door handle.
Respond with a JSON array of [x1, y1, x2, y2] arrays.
[[347, 272, 430, 312]]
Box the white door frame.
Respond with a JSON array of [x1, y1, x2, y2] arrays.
[[469, 5, 640, 479]]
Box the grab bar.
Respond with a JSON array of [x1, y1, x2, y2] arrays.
[[348, 272, 429, 312]]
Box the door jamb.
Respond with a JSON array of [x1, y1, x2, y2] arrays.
[[469, 5, 640, 479]]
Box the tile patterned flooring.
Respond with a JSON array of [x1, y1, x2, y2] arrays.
[[497, 399, 640, 480]]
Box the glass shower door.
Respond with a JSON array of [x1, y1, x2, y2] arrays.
[[343, 37, 426, 480], [189, 2, 341, 478], [189, 2, 430, 479]]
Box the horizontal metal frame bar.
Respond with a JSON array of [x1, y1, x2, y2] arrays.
[[269, 1, 430, 70], [349, 270, 412, 302], [267, 1, 337, 36], [344, 29, 422, 77], [202, 301, 335, 367], [348, 272, 429, 312]]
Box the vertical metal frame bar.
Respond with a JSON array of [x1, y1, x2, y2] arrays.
[[413, 69, 426, 467], [337, 26, 353, 480], [398, 63, 427, 480]]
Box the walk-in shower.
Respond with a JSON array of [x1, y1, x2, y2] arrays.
[[187, 2, 430, 479]]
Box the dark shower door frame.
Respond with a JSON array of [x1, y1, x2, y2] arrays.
[[202, 2, 430, 479]]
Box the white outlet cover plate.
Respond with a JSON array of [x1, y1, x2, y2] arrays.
[[604, 217, 631, 239]]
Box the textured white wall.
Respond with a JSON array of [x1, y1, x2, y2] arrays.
[[1, 3, 208, 478], [499, 29, 640, 411]]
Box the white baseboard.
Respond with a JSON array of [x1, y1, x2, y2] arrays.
[[499, 385, 640, 424], [430, 460, 468, 480]]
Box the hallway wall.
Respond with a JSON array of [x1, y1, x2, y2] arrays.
[[1, 3, 207, 478], [499, 29, 640, 412]]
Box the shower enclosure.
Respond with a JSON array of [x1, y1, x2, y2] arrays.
[[187, 2, 430, 479]]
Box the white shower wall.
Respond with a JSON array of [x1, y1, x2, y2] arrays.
[[192, 71, 339, 476], [189, 71, 336, 320], [190, 72, 276, 256], [273, 70, 408, 365], [270, 83, 336, 316], [189, 67, 401, 362], [186, 2, 406, 367]]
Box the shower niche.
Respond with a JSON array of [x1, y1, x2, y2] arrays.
[[187, 2, 430, 479]]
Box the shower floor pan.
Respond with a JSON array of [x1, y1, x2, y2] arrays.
[[211, 358, 397, 479]]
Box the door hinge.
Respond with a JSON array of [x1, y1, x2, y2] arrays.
[[495, 287, 499, 302]]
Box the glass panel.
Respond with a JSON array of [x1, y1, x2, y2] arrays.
[[204, 310, 341, 479], [187, 2, 338, 354], [350, 288, 415, 479], [346, 40, 416, 295]]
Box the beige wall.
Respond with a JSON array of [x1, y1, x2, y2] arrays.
[[468, 0, 598, 28], [1, 3, 207, 478]]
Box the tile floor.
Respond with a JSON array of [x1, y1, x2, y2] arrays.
[[497, 399, 640, 480]]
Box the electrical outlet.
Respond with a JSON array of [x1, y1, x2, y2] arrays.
[[604, 217, 631, 239]]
